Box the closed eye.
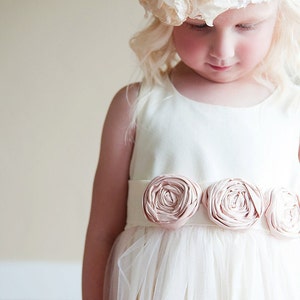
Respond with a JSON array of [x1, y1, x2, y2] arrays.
[[236, 23, 257, 31], [185, 22, 209, 31]]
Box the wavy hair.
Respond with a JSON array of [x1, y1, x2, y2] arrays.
[[254, 0, 300, 87], [128, 0, 300, 126], [130, 18, 177, 87]]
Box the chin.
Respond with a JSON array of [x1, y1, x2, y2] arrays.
[[204, 71, 251, 84], [205, 76, 240, 84]]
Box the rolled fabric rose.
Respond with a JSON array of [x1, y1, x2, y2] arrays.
[[139, 0, 190, 26], [265, 188, 300, 239], [139, 0, 271, 26], [143, 174, 202, 230], [203, 178, 263, 230]]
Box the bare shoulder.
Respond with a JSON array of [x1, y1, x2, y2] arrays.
[[101, 82, 141, 165], [108, 82, 140, 116], [114, 82, 141, 102], [102, 82, 140, 144]]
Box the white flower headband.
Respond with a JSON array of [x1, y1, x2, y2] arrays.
[[139, 0, 272, 26]]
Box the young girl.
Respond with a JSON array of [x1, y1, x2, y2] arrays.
[[82, 0, 300, 299]]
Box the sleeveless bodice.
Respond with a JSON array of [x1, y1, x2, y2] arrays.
[[130, 78, 300, 191]]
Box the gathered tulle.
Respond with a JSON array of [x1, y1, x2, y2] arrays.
[[104, 225, 300, 300]]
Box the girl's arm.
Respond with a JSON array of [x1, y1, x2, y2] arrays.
[[82, 84, 138, 300]]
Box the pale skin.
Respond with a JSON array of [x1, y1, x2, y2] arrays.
[[82, 3, 300, 299], [171, 3, 278, 106], [82, 84, 137, 299]]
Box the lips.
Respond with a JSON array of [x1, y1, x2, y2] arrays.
[[208, 64, 232, 71]]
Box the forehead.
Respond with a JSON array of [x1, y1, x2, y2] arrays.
[[196, 2, 278, 26]]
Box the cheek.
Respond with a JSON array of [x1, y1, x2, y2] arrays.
[[173, 30, 189, 53], [238, 37, 272, 66], [173, 31, 205, 60], [240, 24, 275, 65], [176, 40, 200, 56]]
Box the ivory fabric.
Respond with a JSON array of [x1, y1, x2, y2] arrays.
[[139, 0, 272, 26], [104, 77, 300, 299]]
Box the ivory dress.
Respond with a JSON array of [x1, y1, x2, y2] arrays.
[[104, 77, 300, 300]]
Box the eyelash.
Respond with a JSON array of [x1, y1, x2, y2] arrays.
[[186, 23, 257, 32], [236, 24, 256, 31], [186, 23, 208, 31]]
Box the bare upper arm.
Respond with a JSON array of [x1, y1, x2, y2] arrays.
[[87, 83, 139, 241]]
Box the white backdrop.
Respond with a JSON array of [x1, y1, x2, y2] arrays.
[[0, 0, 143, 298]]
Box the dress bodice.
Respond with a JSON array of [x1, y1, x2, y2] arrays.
[[107, 78, 300, 300], [130, 78, 300, 192]]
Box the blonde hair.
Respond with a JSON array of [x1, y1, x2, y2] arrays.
[[254, 0, 300, 87], [127, 0, 300, 128], [130, 18, 176, 87], [130, 0, 300, 88], [128, 18, 176, 127]]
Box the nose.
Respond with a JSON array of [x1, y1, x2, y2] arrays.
[[209, 30, 235, 62]]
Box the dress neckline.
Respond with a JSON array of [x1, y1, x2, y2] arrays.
[[166, 75, 278, 111]]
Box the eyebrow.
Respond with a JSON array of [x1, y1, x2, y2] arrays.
[[216, 12, 276, 27], [239, 14, 276, 25], [236, 7, 277, 22]]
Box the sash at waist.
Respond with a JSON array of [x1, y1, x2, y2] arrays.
[[125, 179, 270, 233]]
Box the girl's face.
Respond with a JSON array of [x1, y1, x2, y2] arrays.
[[172, 2, 278, 83]]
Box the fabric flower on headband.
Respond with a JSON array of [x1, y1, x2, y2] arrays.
[[139, 0, 271, 26], [143, 174, 202, 230]]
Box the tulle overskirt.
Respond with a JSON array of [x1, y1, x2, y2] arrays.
[[104, 225, 300, 300]]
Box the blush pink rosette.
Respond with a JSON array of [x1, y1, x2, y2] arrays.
[[265, 188, 300, 239], [143, 174, 202, 230], [203, 178, 263, 230]]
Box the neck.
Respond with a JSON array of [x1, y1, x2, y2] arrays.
[[170, 63, 274, 107]]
